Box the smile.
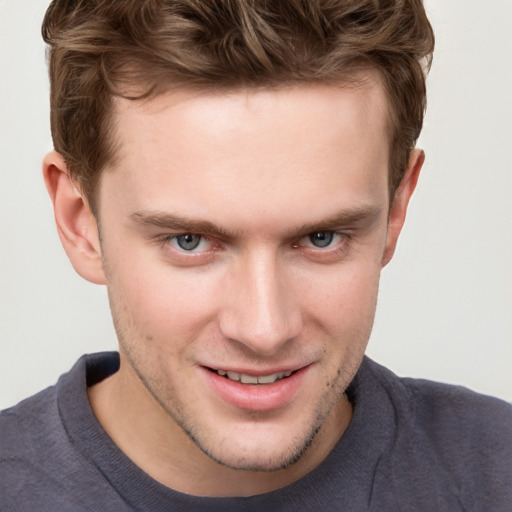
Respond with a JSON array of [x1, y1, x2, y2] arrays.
[[203, 364, 309, 411], [214, 369, 293, 384]]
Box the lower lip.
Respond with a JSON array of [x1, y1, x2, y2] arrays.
[[202, 366, 309, 412]]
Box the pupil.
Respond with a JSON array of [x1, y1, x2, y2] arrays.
[[310, 231, 333, 248], [177, 234, 201, 250]]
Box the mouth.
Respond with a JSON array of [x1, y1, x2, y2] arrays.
[[209, 368, 294, 385], [202, 364, 310, 411]]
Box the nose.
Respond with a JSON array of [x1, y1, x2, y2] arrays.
[[219, 250, 303, 356]]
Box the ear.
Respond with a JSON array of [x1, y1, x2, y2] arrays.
[[43, 151, 106, 284], [381, 149, 424, 267]]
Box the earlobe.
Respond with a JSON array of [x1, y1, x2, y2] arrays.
[[381, 149, 425, 267], [43, 151, 106, 285]]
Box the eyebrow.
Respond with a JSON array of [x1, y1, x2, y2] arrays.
[[130, 211, 238, 238], [294, 206, 382, 236], [129, 204, 383, 240]]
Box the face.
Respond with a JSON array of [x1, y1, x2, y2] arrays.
[[93, 82, 401, 472]]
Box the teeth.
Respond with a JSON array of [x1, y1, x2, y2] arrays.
[[257, 374, 279, 384], [217, 369, 293, 384], [240, 374, 258, 384]]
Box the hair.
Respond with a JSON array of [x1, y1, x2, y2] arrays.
[[42, 0, 434, 214]]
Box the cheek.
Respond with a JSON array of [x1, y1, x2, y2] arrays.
[[108, 259, 222, 344], [299, 260, 381, 323]]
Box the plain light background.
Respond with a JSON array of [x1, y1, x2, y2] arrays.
[[1, 0, 511, 409]]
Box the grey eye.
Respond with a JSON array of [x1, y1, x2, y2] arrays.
[[309, 231, 334, 248], [176, 234, 202, 251]]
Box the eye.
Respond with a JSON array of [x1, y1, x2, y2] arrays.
[[172, 233, 205, 252], [307, 231, 335, 248], [157, 232, 221, 265], [294, 230, 350, 261]]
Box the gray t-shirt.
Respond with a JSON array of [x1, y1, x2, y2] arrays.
[[1, 353, 511, 511]]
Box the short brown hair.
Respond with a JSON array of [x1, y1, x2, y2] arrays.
[[42, 0, 434, 214]]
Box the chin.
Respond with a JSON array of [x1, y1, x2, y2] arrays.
[[202, 444, 308, 473], [187, 414, 324, 473]]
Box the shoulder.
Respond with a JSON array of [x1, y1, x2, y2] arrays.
[[1, 384, 60, 460], [406, 376, 512, 508], [362, 357, 512, 436], [0, 353, 124, 511], [0, 385, 78, 510], [402, 374, 512, 434], [361, 358, 512, 508]]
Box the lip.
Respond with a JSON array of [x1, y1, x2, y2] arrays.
[[201, 364, 310, 412]]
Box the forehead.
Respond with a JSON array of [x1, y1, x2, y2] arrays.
[[102, 81, 390, 231], [110, 77, 389, 162]]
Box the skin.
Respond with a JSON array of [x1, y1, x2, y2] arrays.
[[44, 79, 423, 497]]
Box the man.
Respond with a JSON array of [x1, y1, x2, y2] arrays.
[[1, 0, 511, 510]]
